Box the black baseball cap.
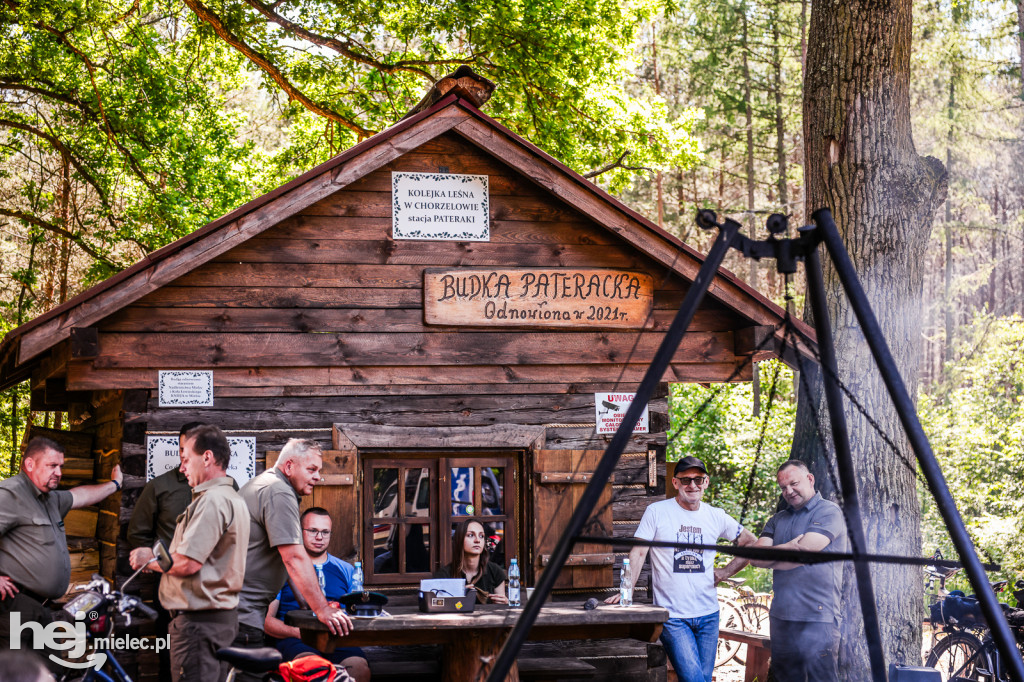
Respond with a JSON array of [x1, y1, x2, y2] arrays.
[[675, 456, 708, 476]]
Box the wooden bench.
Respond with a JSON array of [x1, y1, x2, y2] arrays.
[[518, 656, 596, 680], [719, 628, 770, 682], [367, 654, 597, 681], [367, 659, 441, 681]]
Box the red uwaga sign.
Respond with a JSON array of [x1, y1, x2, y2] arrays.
[[424, 267, 654, 328]]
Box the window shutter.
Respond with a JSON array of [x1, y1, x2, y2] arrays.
[[533, 449, 614, 589]]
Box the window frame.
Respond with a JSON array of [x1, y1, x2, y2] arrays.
[[361, 451, 519, 586]]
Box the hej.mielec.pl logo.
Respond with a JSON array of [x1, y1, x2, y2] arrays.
[[9, 610, 171, 669], [8, 610, 108, 670]]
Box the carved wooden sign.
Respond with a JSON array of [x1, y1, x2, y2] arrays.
[[424, 268, 654, 328]]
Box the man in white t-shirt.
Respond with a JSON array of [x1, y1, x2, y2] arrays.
[[606, 456, 757, 682]]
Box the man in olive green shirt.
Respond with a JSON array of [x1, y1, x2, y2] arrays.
[[128, 422, 200, 550], [234, 438, 352, 656], [1, 436, 123, 651], [130, 424, 249, 682]]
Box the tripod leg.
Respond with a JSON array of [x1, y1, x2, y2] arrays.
[[813, 207, 1024, 682], [805, 245, 887, 682]]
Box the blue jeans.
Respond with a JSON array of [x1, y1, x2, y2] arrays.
[[660, 612, 719, 682]]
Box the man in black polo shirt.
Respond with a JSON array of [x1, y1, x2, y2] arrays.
[[751, 459, 847, 682]]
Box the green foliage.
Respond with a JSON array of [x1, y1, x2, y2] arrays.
[[667, 359, 796, 537], [0, 315, 27, 475], [0, 0, 268, 335], [188, 0, 702, 190], [919, 313, 1024, 580]]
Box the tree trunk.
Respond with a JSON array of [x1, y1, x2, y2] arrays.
[[652, 22, 664, 228], [943, 79, 954, 362], [795, 0, 947, 677], [1018, 0, 1024, 98], [770, 7, 787, 296], [741, 2, 757, 286]]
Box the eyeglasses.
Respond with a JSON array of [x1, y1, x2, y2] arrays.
[[675, 475, 707, 486], [303, 528, 331, 538]]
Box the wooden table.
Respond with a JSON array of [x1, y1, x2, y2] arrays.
[[287, 603, 669, 682]]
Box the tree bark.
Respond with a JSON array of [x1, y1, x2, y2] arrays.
[[794, 0, 947, 677], [1018, 0, 1024, 99], [943, 79, 954, 362], [741, 2, 757, 286]]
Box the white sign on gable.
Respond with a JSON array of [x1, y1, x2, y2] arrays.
[[594, 392, 649, 435], [392, 171, 489, 241], [158, 370, 213, 407], [146, 435, 256, 489]]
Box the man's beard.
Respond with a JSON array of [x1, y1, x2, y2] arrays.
[[307, 549, 328, 559]]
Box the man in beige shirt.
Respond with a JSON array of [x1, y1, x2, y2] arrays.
[[130, 424, 249, 682], [234, 438, 351, 656]]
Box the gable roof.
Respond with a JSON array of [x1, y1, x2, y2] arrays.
[[0, 94, 814, 390]]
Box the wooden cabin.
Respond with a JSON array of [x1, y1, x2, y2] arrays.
[[0, 82, 809, 680]]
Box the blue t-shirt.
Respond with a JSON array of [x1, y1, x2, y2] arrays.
[[276, 554, 355, 616]]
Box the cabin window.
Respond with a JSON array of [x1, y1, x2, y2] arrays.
[[361, 453, 518, 585]]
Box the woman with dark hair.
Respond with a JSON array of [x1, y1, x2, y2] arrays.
[[435, 519, 508, 604]]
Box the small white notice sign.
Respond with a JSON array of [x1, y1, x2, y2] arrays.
[[146, 436, 181, 480], [392, 171, 489, 241], [158, 370, 213, 407], [226, 437, 256, 488], [146, 435, 256, 488], [595, 392, 649, 434]]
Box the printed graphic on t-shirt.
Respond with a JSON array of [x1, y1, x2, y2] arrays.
[[673, 524, 703, 573]]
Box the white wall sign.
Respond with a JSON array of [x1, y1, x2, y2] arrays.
[[392, 171, 489, 241], [158, 370, 213, 407], [146, 436, 181, 481], [146, 435, 256, 488], [226, 437, 256, 488], [594, 392, 649, 435]]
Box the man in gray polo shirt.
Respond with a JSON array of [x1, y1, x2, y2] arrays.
[[233, 438, 351, 664], [1, 437, 123, 651], [750, 459, 847, 682]]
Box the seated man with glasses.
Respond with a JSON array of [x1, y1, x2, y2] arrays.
[[606, 456, 757, 682], [264, 507, 370, 682]]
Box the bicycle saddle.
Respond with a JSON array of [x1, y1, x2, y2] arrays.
[[216, 646, 283, 672]]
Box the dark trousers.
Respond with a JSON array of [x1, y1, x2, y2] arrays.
[[0, 592, 63, 673], [168, 610, 238, 682], [769, 617, 840, 682], [154, 600, 174, 682], [229, 622, 269, 682]]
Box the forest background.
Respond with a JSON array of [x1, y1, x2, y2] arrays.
[[1, 0, 1022, 593]]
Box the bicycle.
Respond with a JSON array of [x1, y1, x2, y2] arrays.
[[714, 593, 748, 667], [217, 646, 353, 681], [925, 584, 1024, 681], [722, 577, 771, 636], [925, 550, 963, 606], [56, 542, 173, 681]]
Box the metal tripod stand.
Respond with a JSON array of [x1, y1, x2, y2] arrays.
[[486, 208, 1024, 682]]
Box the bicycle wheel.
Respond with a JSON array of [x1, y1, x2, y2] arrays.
[[926, 631, 987, 681], [741, 602, 770, 634], [715, 598, 745, 668]]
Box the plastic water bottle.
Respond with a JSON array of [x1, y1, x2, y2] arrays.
[[508, 558, 522, 607], [619, 558, 633, 606], [351, 561, 364, 593], [315, 563, 326, 595]]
